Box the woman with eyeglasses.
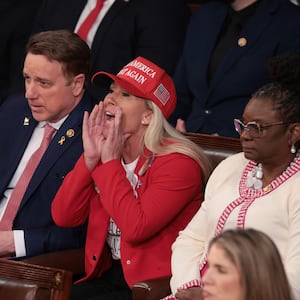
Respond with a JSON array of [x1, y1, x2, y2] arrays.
[[165, 54, 300, 300]]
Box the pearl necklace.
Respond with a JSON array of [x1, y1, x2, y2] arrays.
[[246, 151, 300, 190]]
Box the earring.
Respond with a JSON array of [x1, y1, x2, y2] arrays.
[[141, 120, 145, 125], [291, 144, 296, 154]]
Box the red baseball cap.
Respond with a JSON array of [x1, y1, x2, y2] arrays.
[[92, 56, 177, 119]]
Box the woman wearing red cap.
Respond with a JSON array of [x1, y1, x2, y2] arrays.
[[51, 57, 212, 300]]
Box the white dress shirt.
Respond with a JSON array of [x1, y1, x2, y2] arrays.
[[0, 117, 66, 257]]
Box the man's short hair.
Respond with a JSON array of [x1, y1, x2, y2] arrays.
[[26, 29, 91, 82]]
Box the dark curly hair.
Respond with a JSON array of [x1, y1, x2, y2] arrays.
[[252, 54, 300, 123]]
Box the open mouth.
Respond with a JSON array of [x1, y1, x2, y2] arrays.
[[105, 111, 115, 122]]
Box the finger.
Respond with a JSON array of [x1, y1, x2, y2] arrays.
[[106, 105, 121, 144], [89, 104, 99, 129], [95, 101, 105, 128], [82, 111, 90, 137], [114, 106, 123, 139]]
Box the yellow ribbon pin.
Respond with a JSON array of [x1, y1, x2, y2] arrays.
[[58, 136, 66, 145]]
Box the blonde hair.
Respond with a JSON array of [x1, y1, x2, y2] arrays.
[[209, 229, 292, 300], [143, 101, 212, 183]]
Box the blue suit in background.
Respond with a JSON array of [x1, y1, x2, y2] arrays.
[[0, 92, 92, 257], [170, 0, 300, 137]]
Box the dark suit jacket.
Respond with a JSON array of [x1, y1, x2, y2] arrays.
[[0, 0, 41, 104], [32, 0, 190, 103], [0, 92, 93, 257], [170, 0, 300, 137]]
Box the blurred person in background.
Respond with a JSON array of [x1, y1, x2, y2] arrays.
[[32, 0, 191, 104]]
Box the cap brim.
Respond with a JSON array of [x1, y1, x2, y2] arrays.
[[92, 71, 148, 100]]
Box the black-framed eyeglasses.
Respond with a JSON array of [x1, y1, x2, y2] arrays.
[[234, 119, 290, 138]]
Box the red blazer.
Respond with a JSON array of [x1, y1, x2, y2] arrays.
[[52, 149, 203, 286]]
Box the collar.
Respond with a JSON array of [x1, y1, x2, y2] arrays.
[[38, 115, 69, 131]]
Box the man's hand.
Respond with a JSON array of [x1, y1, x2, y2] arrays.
[[0, 231, 15, 258], [175, 118, 187, 133]]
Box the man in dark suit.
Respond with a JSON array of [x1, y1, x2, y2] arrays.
[[0, 30, 92, 258], [32, 0, 190, 103], [170, 0, 300, 137]]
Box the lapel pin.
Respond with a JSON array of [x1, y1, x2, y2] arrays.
[[66, 129, 75, 138], [94, 184, 100, 194], [58, 136, 66, 145], [23, 117, 30, 126], [238, 37, 247, 47], [137, 179, 142, 188]]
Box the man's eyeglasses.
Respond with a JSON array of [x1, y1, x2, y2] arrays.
[[234, 119, 290, 138]]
